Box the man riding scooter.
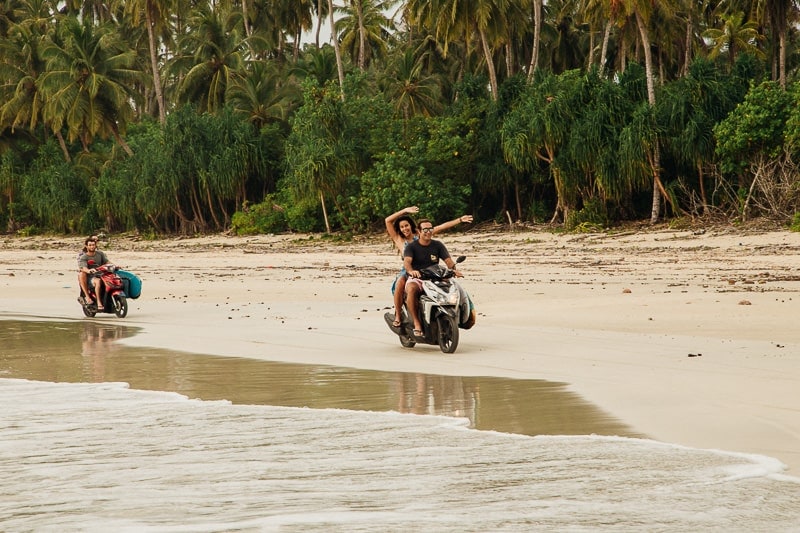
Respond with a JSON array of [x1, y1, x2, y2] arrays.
[[78, 237, 111, 310], [403, 219, 463, 338]]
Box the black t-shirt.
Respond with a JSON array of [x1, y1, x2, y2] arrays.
[[404, 239, 451, 271]]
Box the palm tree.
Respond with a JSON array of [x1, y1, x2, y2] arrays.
[[38, 15, 141, 156], [605, 0, 680, 222], [0, 22, 47, 132], [380, 48, 442, 121], [313, 0, 329, 47], [328, 0, 346, 100], [122, 0, 173, 124], [703, 11, 765, 69], [761, 0, 800, 89], [336, 0, 395, 70], [405, 0, 502, 99], [228, 60, 300, 128], [1, 0, 23, 38], [275, 0, 314, 61], [170, 3, 246, 113], [543, 0, 589, 74], [289, 44, 341, 86], [527, 0, 543, 80], [0, 2, 82, 160]]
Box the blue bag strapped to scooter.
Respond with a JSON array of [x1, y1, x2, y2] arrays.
[[117, 269, 143, 299]]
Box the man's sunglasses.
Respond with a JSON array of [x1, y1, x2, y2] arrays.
[[420, 227, 434, 233]]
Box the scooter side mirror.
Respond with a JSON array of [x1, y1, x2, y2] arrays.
[[456, 255, 466, 263]]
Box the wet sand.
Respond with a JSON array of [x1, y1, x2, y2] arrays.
[[1, 226, 799, 472], [0, 320, 639, 439]]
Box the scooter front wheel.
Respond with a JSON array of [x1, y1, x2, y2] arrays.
[[113, 294, 128, 318], [437, 314, 459, 353]]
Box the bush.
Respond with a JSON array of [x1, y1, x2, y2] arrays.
[[285, 195, 325, 233], [230, 196, 288, 235], [565, 198, 608, 231], [790, 212, 800, 232]]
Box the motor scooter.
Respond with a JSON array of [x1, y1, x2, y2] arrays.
[[384, 255, 473, 354], [78, 263, 129, 318]]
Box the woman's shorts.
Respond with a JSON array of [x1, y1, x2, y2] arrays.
[[391, 268, 408, 294]]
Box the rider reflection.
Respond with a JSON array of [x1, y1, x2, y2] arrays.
[[80, 322, 125, 381], [393, 373, 480, 427]]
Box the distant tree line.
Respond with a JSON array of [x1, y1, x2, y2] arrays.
[[2, 0, 800, 235]]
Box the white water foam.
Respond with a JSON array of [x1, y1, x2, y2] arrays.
[[2, 378, 799, 532]]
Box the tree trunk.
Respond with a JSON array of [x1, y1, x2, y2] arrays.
[[478, 27, 498, 99], [683, 18, 692, 76], [635, 9, 661, 224], [242, 0, 252, 38], [779, 26, 786, 89], [697, 162, 707, 213], [320, 190, 331, 233], [316, 0, 324, 48], [146, 6, 166, 125], [356, 0, 366, 70], [55, 131, 71, 162], [328, 0, 346, 101], [204, 184, 222, 230], [527, 0, 542, 82], [111, 124, 135, 156], [600, 19, 612, 72]]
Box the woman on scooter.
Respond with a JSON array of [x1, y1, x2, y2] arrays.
[[385, 206, 472, 327], [78, 237, 110, 309]]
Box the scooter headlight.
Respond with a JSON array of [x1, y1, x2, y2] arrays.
[[430, 289, 459, 305]]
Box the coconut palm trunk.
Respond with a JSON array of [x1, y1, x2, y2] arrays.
[[478, 26, 498, 99], [634, 8, 662, 224], [527, 0, 542, 82], [328, 0, 346, 101], [145, 7, 166, 125], [355, 0, 366, 70]]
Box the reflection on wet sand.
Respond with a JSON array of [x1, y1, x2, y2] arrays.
[[0, 320, 640, 438]]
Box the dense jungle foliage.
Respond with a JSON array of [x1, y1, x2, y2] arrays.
[[2, 0, 800, 236]]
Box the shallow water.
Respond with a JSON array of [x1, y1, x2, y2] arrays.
[[0, 320, 637, 437], [2, 320, 799, 531]]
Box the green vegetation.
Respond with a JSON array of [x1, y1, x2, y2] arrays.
[[2, 1, 800, 236]]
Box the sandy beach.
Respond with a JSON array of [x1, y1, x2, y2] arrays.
[[2, 225, 799, 474]]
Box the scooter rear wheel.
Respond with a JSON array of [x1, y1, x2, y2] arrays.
[[399, 335, 416, 348], [79, 295, 97, 317], [113, 294, 128, 318]]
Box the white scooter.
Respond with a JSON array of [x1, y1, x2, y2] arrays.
[[384, 256, 474, 354]]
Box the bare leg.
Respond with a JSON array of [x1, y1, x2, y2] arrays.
[[92, 277, 104, 309], [393, 275, 407, 325], [406, 281, 422, 333], [79, 272, 93, 303]]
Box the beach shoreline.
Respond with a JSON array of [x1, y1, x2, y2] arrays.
[[2, 226, 799, 473]]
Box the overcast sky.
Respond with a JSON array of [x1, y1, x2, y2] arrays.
[[301, 4, 403, 47]]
